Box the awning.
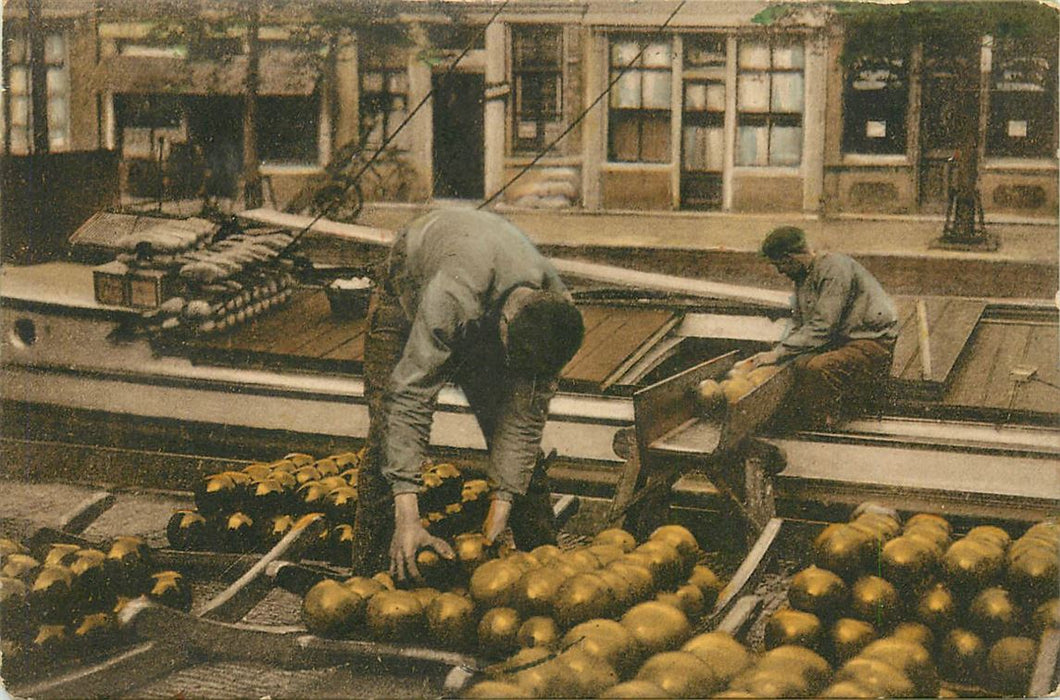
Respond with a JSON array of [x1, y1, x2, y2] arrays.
[[102, 48, 319, 97]]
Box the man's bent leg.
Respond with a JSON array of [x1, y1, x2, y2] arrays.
[[350, 288, 408, 575], [795, 340, 893, 427]]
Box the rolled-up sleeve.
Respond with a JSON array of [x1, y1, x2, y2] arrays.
[[778, 268, 852, 359], [384, 272, 482, 495], [488, 376, 558, 499]]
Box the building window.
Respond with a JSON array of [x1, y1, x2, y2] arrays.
[[842, 42, 908, 155], [988, 36, 1056, 158], [5, 30, 70, 153], [257, 95, 319, 164], [115, 94, 185, 159], [116, 94, 183, 129], [736, 40, 803, 166], [608, 36, 672, 163], [360, 56, 409, 151], [681, 35, 726, 209], [512, 25, 563, 153], [682, 35, 726, 173]]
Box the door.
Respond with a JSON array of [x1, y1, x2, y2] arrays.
[[918, 44, 981, 213], [432, 73, 484, 199], [680, 36, 727, 210], [187, 96, 243, 201]]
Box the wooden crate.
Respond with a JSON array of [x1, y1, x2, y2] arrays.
[[127, 268, 178, 308], [93, 261, 129, 306]]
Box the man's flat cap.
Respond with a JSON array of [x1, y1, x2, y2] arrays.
[[761, 226, 808, 259]]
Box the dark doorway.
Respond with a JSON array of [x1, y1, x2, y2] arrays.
[[432, 73, 484, 199], [187, 96, 243, 202], [918, 44, 980, 214]]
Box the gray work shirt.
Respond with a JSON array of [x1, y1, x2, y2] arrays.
[[778, 252, 898, 360], [383, 209, 570, 499]]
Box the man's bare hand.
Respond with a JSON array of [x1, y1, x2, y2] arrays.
[[482, 497, 512, 545], [390, 493, 453, 583], [743, 348, 783, 370]]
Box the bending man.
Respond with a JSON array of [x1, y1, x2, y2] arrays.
[[352, 208, 584, 581], [745, 226, 898, 428]]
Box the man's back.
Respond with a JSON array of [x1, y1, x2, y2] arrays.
[[394, 209, 565, 319], [792, 251, 898, 348]]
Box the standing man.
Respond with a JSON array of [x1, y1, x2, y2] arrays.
[[744, 226, 899, 428], [351, 208, 584, 582]]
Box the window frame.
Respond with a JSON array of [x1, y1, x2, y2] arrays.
[[735, 38, 804, 168], [840, 39, 910, 156], [986, 35, 1057, 159], [607, 34, 674, 164], [256, 94, 321, 165], [681, 34, 727, 174], [511, 25, 564, 155], [359, 45, 410, 152], [5, 27, 71, 153]]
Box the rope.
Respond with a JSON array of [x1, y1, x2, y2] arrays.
[[277, 0, 514, 256], [479, 0, 687, 210]]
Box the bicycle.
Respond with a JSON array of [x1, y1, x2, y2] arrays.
[[285, 116, 416, 223]]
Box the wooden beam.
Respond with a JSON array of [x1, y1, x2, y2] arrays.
[[237, 209, 792, 308], [195, 514, 326, 623], [916, 298, 933, 380]]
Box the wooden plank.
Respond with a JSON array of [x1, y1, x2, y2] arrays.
[[321, 328, 368, 362], [716, 595, 762, 638], [564, 309, 676, 384], [577, 304, 615, 337], [897, 297, 951, 383], [923, 299, 986, 384], [239, 208, 394, 245], [600, 315, 682, 391], [196, 514, 326, 623], [264, 294, 346, 355], [712, 518, 784, 618], [126, 601, 480, 671], [10, 641, 191, 700], [286, 316, 366, 359], [890, 297, 920, 379], [1012, 324, 1060, 414], [551, 258, 791, 309], [945, 324, 1008, 407], [980, 324, 1034, 410], [894, 297, 986, 386], [563, 309, 626, 380], [916, 299, 933, 380], [1029, 629, 1060, 698], [57, 491, 115, 534], [204, 291, 320, 353]]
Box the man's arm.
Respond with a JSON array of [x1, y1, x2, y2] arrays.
[[476, 376, 557, 539], [385, 272, 482, 494], [750, 262, 852, 367], [775, 262, 852, 360], [385, 272, 481, 580]]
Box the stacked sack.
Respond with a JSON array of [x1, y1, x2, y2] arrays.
[[149, 268, 296, 334], [738, 504, 1059, 698], [299, 524, 728, 699], [0, 535, 191, 681], [124, 227, 299, 335]]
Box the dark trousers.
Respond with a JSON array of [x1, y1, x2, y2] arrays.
[[350, 285, 557, 575], [784, 338, 894, 429]]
